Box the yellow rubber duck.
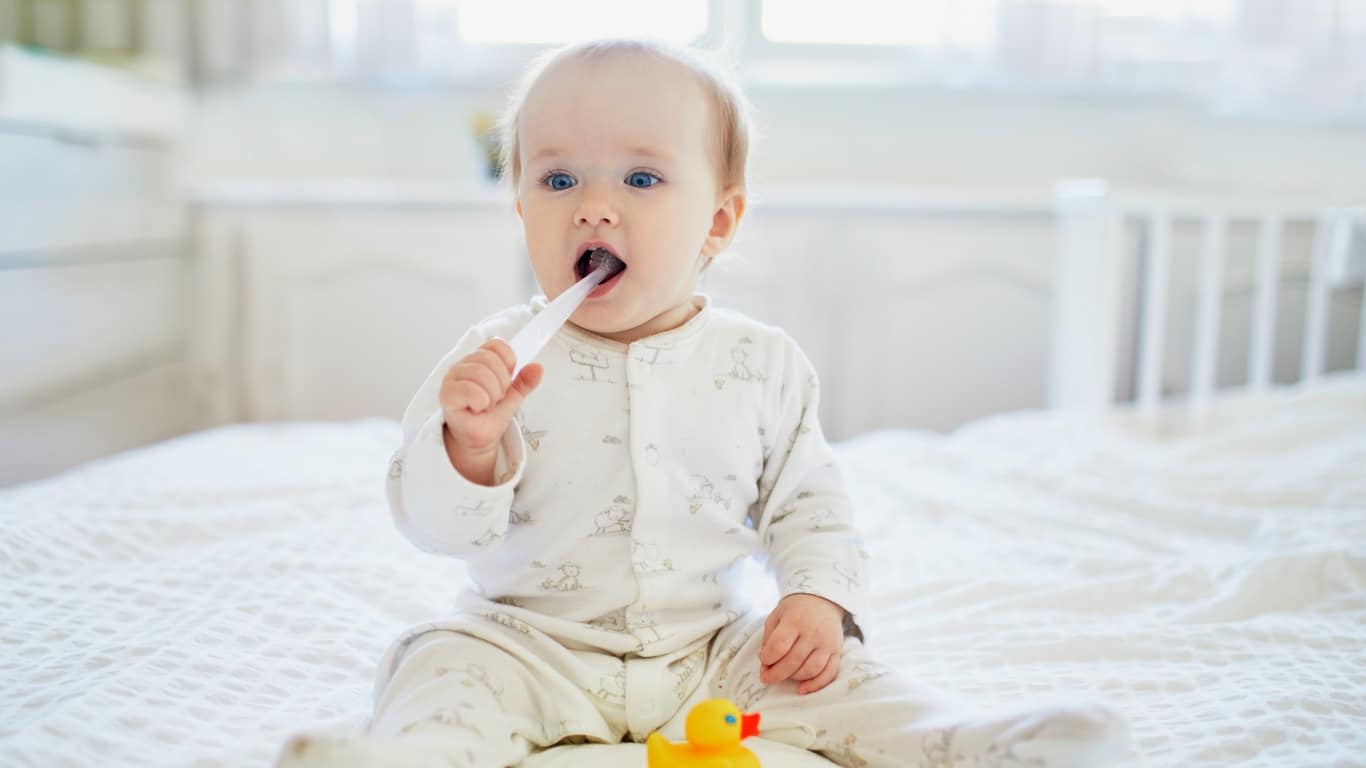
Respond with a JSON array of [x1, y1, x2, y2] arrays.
[[646, 698, 762, 768]]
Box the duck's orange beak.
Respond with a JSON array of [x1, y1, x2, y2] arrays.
[[741, 712, 761, 739]]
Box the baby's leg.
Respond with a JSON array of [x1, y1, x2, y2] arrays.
[[693, 615, 1129, 768], [278, 623, 624, 768]]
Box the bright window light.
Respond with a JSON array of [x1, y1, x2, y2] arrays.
[[1072, 0, 1237, 22], [761, 0, 998, 48], [431, 0, 708, 44]]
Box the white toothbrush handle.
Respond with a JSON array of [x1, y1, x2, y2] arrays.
[[507, 267, 608, 377]]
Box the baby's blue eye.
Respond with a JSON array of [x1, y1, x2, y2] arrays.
[[544, 172, 576, 191], [724, 714, 737, 725], [626, 171, 660, 189]]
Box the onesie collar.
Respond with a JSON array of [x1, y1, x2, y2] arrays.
[[532, 293, 713, 356]]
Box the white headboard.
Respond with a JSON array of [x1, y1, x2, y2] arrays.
[[1050, 179, 1365, 417]]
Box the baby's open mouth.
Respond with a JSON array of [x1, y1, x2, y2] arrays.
[[575, 248, 627, 281]]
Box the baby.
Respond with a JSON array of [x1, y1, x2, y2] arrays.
[[280, 39, 1127, 768]]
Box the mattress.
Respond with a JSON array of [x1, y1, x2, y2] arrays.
[[2, 375, 1363, 767]]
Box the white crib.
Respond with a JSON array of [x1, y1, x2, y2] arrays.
[[1050, 178, 1366, 419]]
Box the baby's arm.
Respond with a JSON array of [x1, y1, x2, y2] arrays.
[[753, 335, 870, 634], [385, 321, 530, 558], [751, 335, 869, 693]]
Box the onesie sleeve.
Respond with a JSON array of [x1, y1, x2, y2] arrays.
[[752, 333, 871, 639], [385, 319, 527, 558]]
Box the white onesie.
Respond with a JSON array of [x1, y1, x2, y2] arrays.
[[276, 293, 1129, 767], [386, 292, 868, 659]]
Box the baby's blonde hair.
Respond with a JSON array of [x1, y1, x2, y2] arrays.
[[496, 39, 753, 194]]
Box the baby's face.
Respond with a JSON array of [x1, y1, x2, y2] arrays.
[[515, 53, 738, 342]]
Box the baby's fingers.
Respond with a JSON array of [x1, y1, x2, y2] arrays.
[[446, 377, 493, 412], [490, 363, 543, 422], [482, 338, 517, 375], [758, 618, 797, 668], [450, 363, 502, 412], [761, 639, 813, 685], [470, 343, 514, 390], [797, 656, 840, 695], [792, 649, 832, 682]]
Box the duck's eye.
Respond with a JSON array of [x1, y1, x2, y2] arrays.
[[724, 714, 737, 725]]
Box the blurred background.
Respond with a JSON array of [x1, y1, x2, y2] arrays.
[[1, 0, 1364, 485]]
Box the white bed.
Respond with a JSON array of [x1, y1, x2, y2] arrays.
[[4, 182, 1363, 767], [2, 372, 1363, 767]]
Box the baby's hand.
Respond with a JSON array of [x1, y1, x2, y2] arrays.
[[758, 593, 847, 695], [439, 339, 542, 481]]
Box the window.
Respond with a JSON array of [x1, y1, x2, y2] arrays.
[[759, 0, 1239, 63], [149, 0, 1363, 121], [426, 0, 709, 44], [761, 0, 997, 49], [750, 0, 1366, 121], [1070, 0, 1235, 23]]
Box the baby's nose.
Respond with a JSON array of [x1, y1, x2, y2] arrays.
[[575, 190, 619, 227], [576, 207, 617, 227]]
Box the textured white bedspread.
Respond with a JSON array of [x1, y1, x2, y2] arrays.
[[2, 376, 1363, 767]]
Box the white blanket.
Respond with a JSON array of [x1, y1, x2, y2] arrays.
[[2, 375, 1362, 767]]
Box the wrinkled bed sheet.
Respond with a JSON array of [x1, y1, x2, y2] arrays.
[[2, 375, 1363, 767]]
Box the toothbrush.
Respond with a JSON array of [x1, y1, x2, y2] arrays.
[[507, 250, 624, 378]]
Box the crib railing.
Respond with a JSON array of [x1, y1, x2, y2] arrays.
[[1050, 179, 1365, 415]]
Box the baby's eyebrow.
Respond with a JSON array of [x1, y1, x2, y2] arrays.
[[625, 146, 673, 161], [526, 146, 674, 164], [528, 147, 565, 164]]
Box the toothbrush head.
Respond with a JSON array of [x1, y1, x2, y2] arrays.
[[575, 248, 626, 282], [587, 249, 625, 278]]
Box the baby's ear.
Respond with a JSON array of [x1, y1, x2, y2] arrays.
[[703, 186, 747, 257]]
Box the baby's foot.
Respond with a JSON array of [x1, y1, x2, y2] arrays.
[[275, 731, 477, 768], [992, 699, 1130, 768], [276, 733, 373, 768]]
